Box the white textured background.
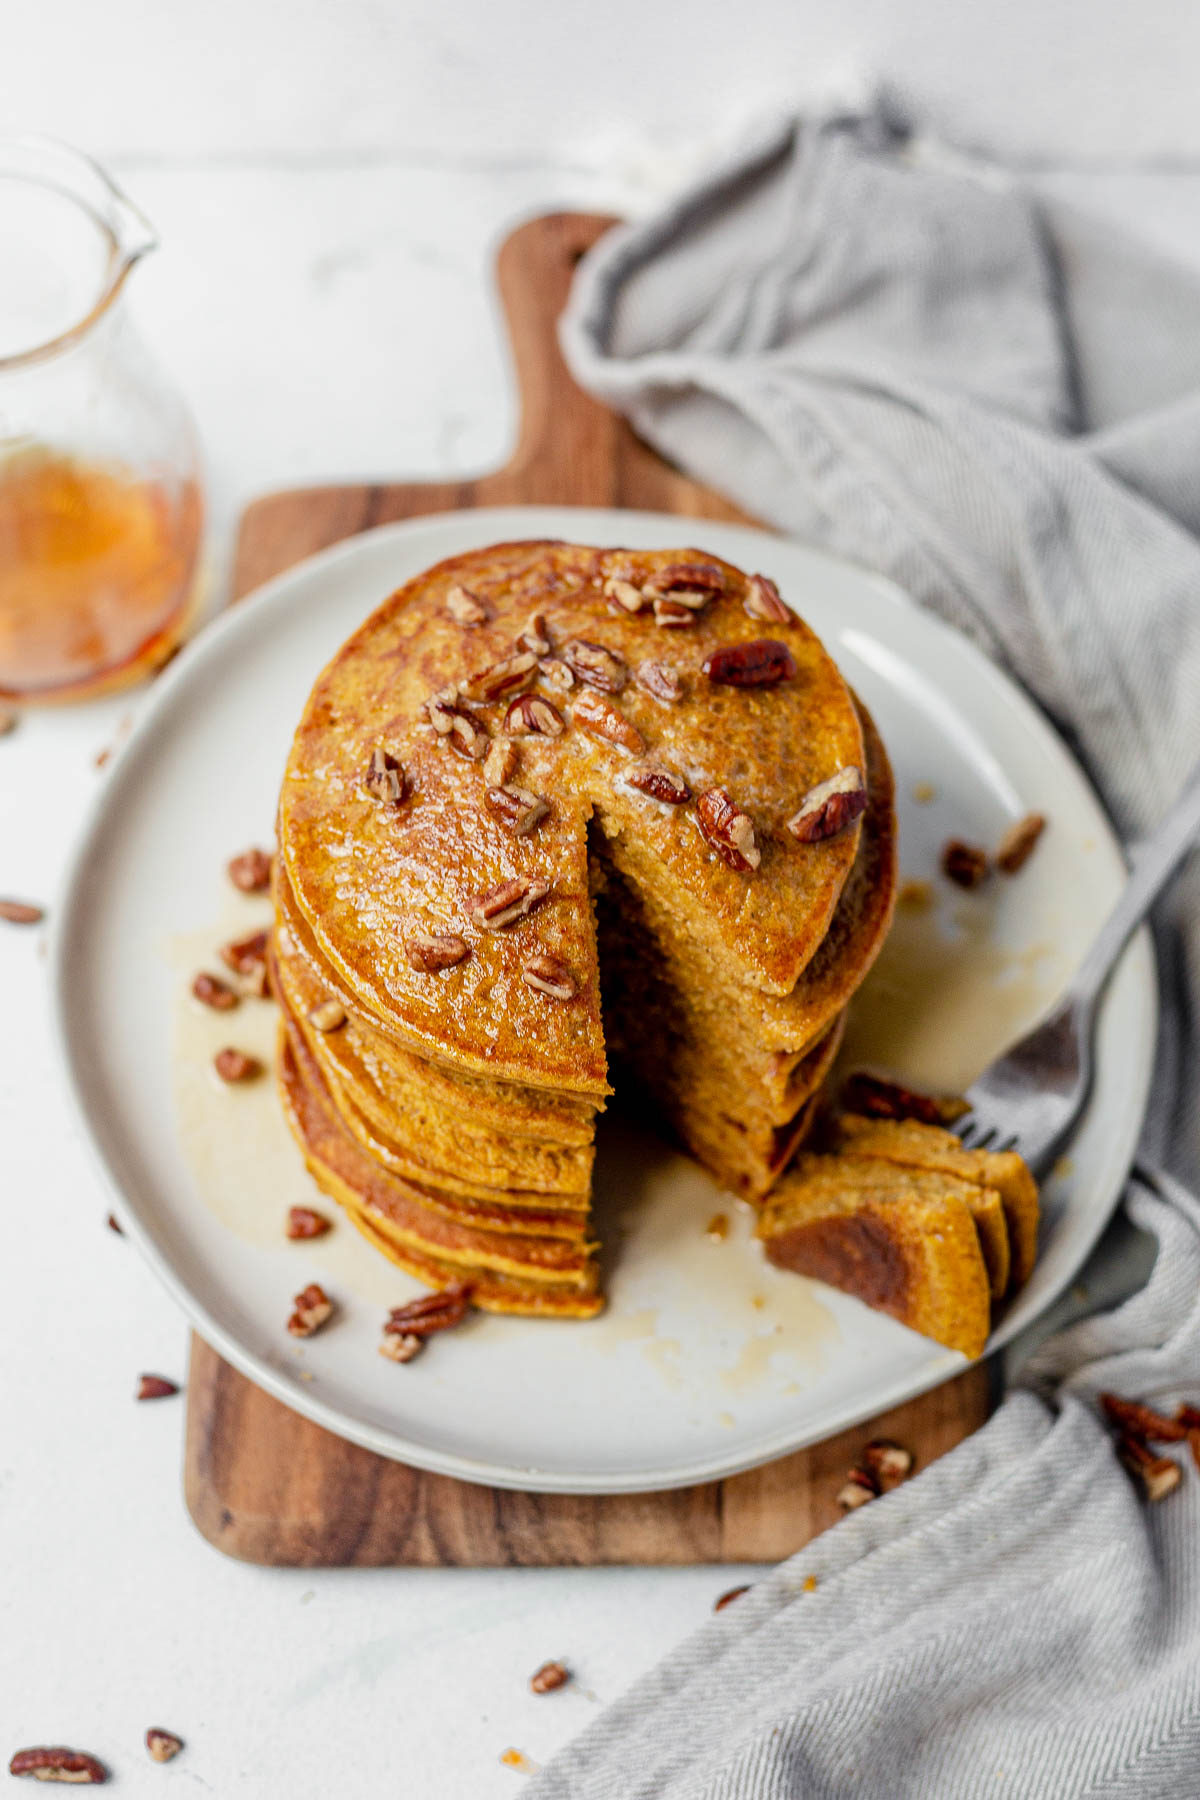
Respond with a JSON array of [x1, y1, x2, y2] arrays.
[[5, 5, 1200, 1795]]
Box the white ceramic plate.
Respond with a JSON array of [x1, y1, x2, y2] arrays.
[[53, 506, 1156, 1494]]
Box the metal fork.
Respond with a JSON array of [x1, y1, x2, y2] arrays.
[[954, 758, 1200, 1178]]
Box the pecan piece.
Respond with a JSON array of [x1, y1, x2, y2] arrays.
[[516, 612, 552, 656], [227, 846, 273, 892], [362, 746, 404, 805], [573, 688, 645, 755], [703, 637, 796, 687], [9, 1747, 108, 1784], [404, 932, 470, 973], [862, 1439, 914, 1487], [447, 710, 490, 761], [462, 650, 538, 703], [306, 999, 346, 1032], [996, 812, 1046, 875], [538, 657, 576, 692], [839, 1070, 961, 1127], [1117, 1433, 1181, 1501], [467, 875, 550, 930], [445, 583, 489, 626], [145, 1730, 183, 1765], [505, 691, 565, 738], [0, 898, 44, 925], [1100, 1392, 1189, 1443], [786, 766, 867, 843], [425, 685, 462, 735], [381, 1281, 472, 1361], [643, 561, 724, 601], [136, 1374, 179, 1401], [652, 597, 698, 628], [287, 1282, 334, 1338], [636, 659, 682, 703], [219, 927, 269, 977], [744, 572, 790, 623], [696, 787, 760, 871], [630, 766, 690, 805], [214, 1047, 260, 1083], [192, 971, 238, 1011], [836, 1469, 879, 1511], [530, 1660, 571, 1694], [713, 1584, 750, 1612], [522, 952, 577, 1001], [485, 784, 550, 836], [483, 737, 519, 786], [561, 638, 627, 693], [287, 1206, 331, 1240], [604, 576, 646, 614], [941, 838, 990, 889]]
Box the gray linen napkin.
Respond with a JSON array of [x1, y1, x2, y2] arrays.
[[523, 111, 1200, 1798]]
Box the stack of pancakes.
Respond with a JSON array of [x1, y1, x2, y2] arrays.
[[272, 538, 900, 1320]]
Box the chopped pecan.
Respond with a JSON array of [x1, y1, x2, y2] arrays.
[[538, 657, 576, 692], [604, 576, 646, 614], [106, 1213, 123, 1235], [839, 1070, 959, 1127], [425, 685, 461, 734], [219, 927, 269, 977], [744, 572, 790, 623], [505, 691, 565, 737], [484, 737, 519, 786], [636, 659, 682, 703], [941, 838, 990, 889], [445, 711, 489, 760], [227, 846, 273, 891], [786, 766, 867, 842], [573, 689, 644, 755], [0, 899, 44, 925], [997, 812, 1046, 875], [836, 1469, 879, 1511], [713, 1584, 750, 1612], [696, 788, 760, 871], [468, 875, 550, 930], [1100, 1392, 1189, 1443], [136, 1374, 179, 1401], [703, 637, 796, 687], [652, 597, 698, 628], [445, 584, 489, 626], [145, 1730, 183, 1764], [404, 932, 470, 973], [630, 766, 690, 805], [561, 638, 627, 693], [517, 612, 553, 655], [385, 1281, 471, 1349], [862, 1439, 914, 1487], [643, 561, 724, 601], [287, 1282, 334, 1338], [9, 1747, 108, 1784], [214, 1047, 260, 1083], [485, 784, 550, 836], [529, 1661, 571, 1694], [379, 1330, 424, 1362], [192, 971, 238, 1011], [522, 952, 577, 1001], [287, 1206, 331, 1240], [362, 746, 404, 805], [462, 650, 538, 703], [306, 999, 346, 1032], [1117, 1433, 1181, 1501], [238, 958, 271, 999]]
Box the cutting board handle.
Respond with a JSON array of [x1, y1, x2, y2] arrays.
[[485, 212, 623, 505]]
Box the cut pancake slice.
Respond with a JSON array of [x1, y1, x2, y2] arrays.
[[829, 1114, 1040, 1290], [758, 1156, 994, 1358]]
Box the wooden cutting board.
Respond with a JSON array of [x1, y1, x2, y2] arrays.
[[184, 211, 993, 1566]]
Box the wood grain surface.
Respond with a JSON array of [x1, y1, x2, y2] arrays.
[[184, 210, 994, 1566]]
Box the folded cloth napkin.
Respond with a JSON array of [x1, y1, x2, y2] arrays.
[[525, 110, 1200, 1798]]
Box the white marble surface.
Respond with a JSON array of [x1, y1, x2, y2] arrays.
[[6, 24, 1200, 1792]]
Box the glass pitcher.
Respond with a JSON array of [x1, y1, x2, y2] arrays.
[[0, 138, 204, 702]]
